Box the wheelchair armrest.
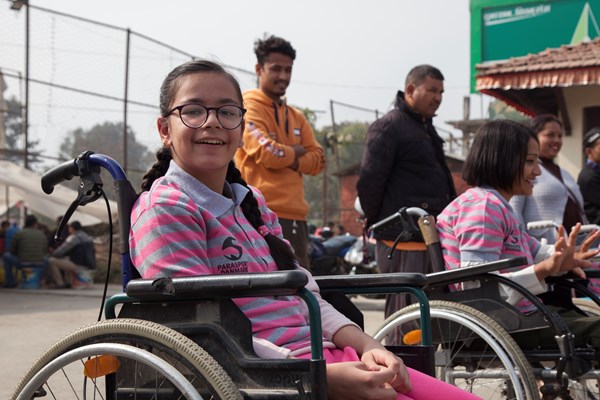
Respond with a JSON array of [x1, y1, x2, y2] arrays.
[[125, 270, 308, 301], [315, 272, 427, 291], [546, 269, 600, 282], [426, 257, 527, 287]]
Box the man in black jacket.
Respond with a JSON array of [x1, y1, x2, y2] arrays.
[[578, 127, 600, 225], [357, 65, 456, 343]]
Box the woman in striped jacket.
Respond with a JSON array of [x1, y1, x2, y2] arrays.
[[436, 119, 600, 350]]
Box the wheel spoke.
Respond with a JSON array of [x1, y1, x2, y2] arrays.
[[374, 301, 539, 399]]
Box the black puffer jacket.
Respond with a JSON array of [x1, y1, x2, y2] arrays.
[[357, 91, 456, 241], [578, 163, 600, 225]]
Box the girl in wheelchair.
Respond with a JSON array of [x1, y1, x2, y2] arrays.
[[128, 59, 479, 399], [436, 119, 600, 352]]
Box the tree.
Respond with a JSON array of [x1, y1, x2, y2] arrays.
[[327, 121, 368, 171], [59, 121, 154, 192], [303, 118, 369, 226], [3, 96, 42, 166], [488, 99, 528, 122]]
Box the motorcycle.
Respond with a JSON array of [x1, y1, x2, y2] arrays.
[[344, 236, 379, 275], [308, 233, 378, 276], [309, 234, 356, 275]]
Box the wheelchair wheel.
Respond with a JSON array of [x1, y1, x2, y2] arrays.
[[15, 343, 202, 400], [373, 300, 539, 400], [12, 318, 242, 400]]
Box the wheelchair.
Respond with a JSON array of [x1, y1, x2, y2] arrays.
[[368, 207, 600, 400], [11, 152, 452, 400]]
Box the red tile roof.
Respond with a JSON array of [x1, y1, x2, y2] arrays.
[[476, 38, 600, 90]]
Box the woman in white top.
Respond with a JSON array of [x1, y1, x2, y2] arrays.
[[510, 114, 587, 243]]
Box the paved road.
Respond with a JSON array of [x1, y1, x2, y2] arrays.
[[1, 285, 384, 399]]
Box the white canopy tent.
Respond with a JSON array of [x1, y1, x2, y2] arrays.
[[0, 160, 118, 226]]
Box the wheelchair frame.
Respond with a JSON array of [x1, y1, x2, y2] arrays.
[[13, 152, 438, 400], [370, 206, 600, 400]]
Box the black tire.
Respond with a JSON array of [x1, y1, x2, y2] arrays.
[[374, 300, 539, 400], [12, 318, 242, 400]]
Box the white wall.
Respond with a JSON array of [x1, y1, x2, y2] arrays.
[[557, 85, 600, 179]]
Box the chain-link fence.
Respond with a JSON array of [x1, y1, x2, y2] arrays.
[[0, 2, 256, 176], [0, 2, 385, 226]]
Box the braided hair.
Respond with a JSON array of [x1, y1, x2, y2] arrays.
[[141, 59, 298, 271]]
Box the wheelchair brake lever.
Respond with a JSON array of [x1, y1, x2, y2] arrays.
[[53, 155, 104, 243], [54, 198, 79, 243], [387, 207, 422, 260]]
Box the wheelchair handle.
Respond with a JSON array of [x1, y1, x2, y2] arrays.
[[369, 207, 428, 233], [41, 159, 81, 194], [42, 153, 137, 288], [579, 224, 600, 233], [526, 220, 558, 231]]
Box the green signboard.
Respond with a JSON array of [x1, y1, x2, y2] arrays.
[[470, 0, 600, 92]]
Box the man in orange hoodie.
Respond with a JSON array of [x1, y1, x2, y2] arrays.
[[235, 34, 325, 270]]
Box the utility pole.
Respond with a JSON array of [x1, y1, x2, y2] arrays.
[[0, 71, 7, 150], [10, 1, 30, 168], [122, 28, 131, 173]]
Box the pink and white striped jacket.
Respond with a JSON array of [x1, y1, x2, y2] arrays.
[[436, 187, 553, 313], [129, 161, 355, 358]]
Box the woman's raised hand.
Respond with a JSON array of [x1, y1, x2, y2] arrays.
[[575, 226, 600, 260], [535, 224, 588, 280]]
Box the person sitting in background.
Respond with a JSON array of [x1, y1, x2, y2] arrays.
[[0, 220, 9, 254], [47, 221, 96, 289], [510, 114, 587, 244], [2, 215, 48, 288], [4, 221, 20, 254]]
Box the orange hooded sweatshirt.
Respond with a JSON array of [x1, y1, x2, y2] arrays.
[[235, 89, 325, 221]]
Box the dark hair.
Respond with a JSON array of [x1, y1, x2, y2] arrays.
[[142, 60, 298, 271], [529, 114, 562, 134], [462, 119, 538, 192], [69, 221, 83, 231], [159, 59, 243, 117], [254, 34, 296, 65], [24, 215, 37, 228], [405, 64, 444, 87]]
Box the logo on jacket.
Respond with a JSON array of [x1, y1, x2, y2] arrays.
[[222, 237, 243, 261], [505, 229, 521, 252], [293, 128, 300, 136]]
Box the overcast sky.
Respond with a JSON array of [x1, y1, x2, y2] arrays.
[[4, 0, 492, 160]]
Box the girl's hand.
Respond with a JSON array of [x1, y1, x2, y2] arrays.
[[326, 362, 400, 400], [536, 224, 588, 280], [361, 348, 412, 393]]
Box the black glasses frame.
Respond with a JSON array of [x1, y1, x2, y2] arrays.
[[167, 104, 247, 130]]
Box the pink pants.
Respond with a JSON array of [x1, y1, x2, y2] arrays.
[[298, 346, 481, 400]]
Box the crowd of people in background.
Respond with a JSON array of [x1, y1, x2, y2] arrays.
[[0, 215, 96, 289]]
